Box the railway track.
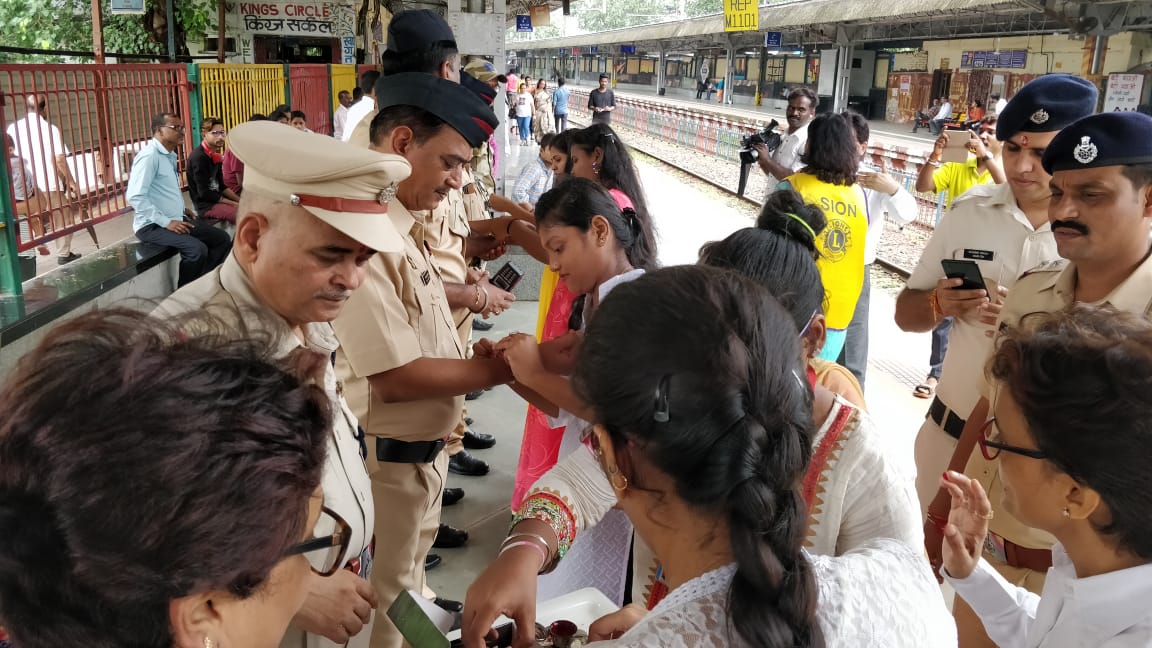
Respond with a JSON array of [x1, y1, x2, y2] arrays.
[[565, 117, 914, 279]]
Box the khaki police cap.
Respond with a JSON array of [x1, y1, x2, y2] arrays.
[[228, 121, 410, 253]]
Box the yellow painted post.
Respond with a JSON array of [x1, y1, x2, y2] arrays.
[[331, 64, 357, 113], [198, 64, 287, 130]]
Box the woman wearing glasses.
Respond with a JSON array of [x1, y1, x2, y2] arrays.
[[0, 311, 340, 648], [940, 305, 1152, 646]]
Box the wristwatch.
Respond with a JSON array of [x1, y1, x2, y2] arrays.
[[983, 153, 995, 161]]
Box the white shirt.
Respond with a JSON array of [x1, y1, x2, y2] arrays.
[[947, 545, 1152, 648], [7, 113, 70, 192], [763, 122, 809, 200], [341, 96, 375, 143], [995, 97, 1009, 115], [514, 91, 534, 118], [332, 104, 350, 140], [597, 540, 956, 648], [905, 181, 1056, 417], [935, 101, 953, 122], [861, 165, 918, 265]]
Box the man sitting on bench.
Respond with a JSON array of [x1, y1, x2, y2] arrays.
[[187, 117, 239, 224], [128, 113, 231, 287]]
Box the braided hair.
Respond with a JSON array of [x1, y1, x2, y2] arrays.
[[573, 266, 823, 648]]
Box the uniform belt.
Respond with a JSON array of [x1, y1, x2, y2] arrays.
[[989, 531, 1053, 572], [928, 396, 966, 440], [376, 437, 445, 463]]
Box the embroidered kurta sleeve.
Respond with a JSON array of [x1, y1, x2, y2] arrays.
[[945, 558, 1039, 648], [512, 443, 616, 560]]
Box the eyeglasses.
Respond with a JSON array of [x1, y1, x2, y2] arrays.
[[283, 505, 353, 576], [161, 124, 186, 132], [208, 130, 227, 136], [977, 418, 1047, 461]]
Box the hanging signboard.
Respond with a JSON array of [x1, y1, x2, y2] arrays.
[[515, 15, 532, 32], [1104, 73, 1145, 112], [960, 50, 1027, 69], [723, 0, 758, 32], [110, 0, 146, 14], [530, 5, 551, 27], [764, 32, 782, 48]]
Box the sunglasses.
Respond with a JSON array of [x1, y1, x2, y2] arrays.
[[977, 418, 1047, 461]]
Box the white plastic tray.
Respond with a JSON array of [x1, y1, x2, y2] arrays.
[[446, 587, 618, 642]]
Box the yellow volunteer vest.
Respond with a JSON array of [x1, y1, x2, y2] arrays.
[[787, 172, 868, 330]]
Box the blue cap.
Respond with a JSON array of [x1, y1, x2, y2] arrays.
[[995, 74, 1098, 142], [375, 73, 497, 148], [1042, 112, 1152, 174], [386, 10, 456, 53]]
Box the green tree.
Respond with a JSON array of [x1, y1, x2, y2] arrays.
[[0, 0, 216, 61]]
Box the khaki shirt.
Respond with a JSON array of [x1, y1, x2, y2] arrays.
[[967, 251, 1152, 548], [906, 182, 1057, 418], [460, 166, 489, 223], [157, 257, 377, 648], [332, 199, 464, 442]]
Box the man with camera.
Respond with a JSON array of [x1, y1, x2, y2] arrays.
[[753, 87, 817, 200]]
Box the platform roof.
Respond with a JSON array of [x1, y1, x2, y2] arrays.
[[507, 0, 1152, 52]]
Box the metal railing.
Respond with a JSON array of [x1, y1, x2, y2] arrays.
[[568, 89, 947, 229], [1, 64, 193, 257]]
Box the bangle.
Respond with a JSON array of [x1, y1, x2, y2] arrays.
[[478, 285, 490, 312], [470, 284, 483, 312], [501, 532, 552, 551], [504, 218, 514, 239], [498, 541, 548, 572], [927, 158, 942, 168], [929, 289, 944, 322], [926, 512, 948, 532]]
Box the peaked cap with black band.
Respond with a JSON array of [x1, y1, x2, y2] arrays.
[[373, 72, 498, 148], [995, 74, 1098, 142], [1042, 111, 1152, 174]]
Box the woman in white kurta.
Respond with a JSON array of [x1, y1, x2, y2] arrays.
[[461, 266, 951, 648], [940, 305, 1152, 648]]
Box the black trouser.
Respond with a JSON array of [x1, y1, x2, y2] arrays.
[[136, 221, 232, 287]]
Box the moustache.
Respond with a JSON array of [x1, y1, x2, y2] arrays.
[[316, 290, 352, 302], [1051, 220, 1089, 235]]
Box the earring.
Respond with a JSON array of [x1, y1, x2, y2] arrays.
[[610, 472, 629, 492], [591, 161, 600, 175], [204, 638, 215, 648], [1062, 507, 1070, 519], [598, 236, 606, 246]]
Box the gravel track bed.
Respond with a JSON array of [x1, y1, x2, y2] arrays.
[[569, 116, 931, 280]]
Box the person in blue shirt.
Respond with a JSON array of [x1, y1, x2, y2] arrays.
[[127, 113, 231, 287], [552, 77, 571, 132]]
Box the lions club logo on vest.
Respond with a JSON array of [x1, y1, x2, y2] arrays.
[[822, 218, 853, 262], [1073, 136, 1098, 165]]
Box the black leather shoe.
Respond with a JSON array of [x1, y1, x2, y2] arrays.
[[434, 523, 469, 548], [442, 487, 465, 506], [434, 598, 464, 614], [465, 389, 483, 401], [462, 429, 496, 450], [448, 450, 490, 476], [472, 318, 494, 331], [425, 553, 442, 570]]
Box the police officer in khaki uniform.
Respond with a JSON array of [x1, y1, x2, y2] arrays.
[[158, 121, 412, 648], [931, 111, 1152, 648], [331, 72, 507, 648]]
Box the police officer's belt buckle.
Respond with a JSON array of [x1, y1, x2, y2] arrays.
[[376, 437, 446, 463]]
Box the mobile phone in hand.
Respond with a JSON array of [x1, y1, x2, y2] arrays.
[[941, 259, 988, 292], [490, 262, 524, 292]]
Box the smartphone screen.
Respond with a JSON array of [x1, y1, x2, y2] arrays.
[[941, 259, 988, 292]]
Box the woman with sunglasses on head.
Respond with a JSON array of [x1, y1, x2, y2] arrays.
[[464, 267, 951, 647], [940, 304, 1152, 647], [0, 310, 337, 648], [508, 125, 655, 511]]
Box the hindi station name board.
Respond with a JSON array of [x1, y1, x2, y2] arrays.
[[238, 2, 355, 36], [960, 50, 1027, 69]]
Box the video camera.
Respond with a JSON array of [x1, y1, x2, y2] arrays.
[[737, 119, 784, 197]]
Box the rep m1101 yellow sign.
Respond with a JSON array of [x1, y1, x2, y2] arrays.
[[724, 0, 758, 31]]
